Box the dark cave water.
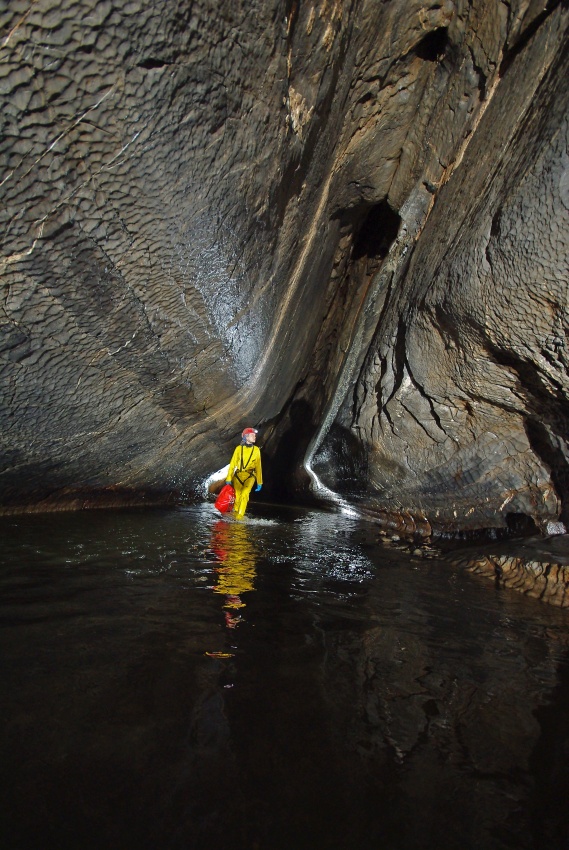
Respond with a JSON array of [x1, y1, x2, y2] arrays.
[[1, 503, 569, 850]]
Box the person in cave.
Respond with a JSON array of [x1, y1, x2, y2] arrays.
[[225, 428, 263, 519]]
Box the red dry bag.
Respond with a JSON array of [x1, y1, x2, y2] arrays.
[[214, 483, 235, 514]]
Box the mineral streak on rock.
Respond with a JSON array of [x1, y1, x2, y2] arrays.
[[1, 0, 569, 532]]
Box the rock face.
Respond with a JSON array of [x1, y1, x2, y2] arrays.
[[1, 0, 568, 527], [315, 2, 569, 536]]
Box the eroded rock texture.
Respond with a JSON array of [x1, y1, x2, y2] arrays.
[[1, 0, 568, 527]]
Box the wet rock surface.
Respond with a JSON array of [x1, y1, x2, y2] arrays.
[[315, 3, 569, 535], [1, 0, 568, 535]]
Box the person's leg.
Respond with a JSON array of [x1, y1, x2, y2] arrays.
[[232, 478, 245, 516], [234, 478, 255, 518]]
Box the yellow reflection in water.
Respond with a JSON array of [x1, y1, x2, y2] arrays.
[[210, 519, 257, 628]]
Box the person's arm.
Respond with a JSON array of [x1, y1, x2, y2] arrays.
[[255, 448, 263, 488]]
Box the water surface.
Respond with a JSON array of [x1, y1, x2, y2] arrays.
[[1, 503, 569, 850]]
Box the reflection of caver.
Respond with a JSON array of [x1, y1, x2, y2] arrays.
[[210, 519, 257, 628], [225, 428, 263, 519]]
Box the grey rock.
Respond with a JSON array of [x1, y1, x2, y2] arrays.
[[1, 0, 568, 535]]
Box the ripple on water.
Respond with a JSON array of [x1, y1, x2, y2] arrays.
[[1, 504, 569, 850]]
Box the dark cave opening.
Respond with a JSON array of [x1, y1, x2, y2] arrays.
[[351, 200, 401, 264], [415, 27, 449, 62], [265, 398, 316, 501], [505, 512, 540, 536]]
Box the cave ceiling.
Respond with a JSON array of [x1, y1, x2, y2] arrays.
[[1, 0, 568, 532]]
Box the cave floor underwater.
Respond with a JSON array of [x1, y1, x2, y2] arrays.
[[1, 501, 569, 850]]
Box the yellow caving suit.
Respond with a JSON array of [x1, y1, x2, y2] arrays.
[[227, 443, 262, 519]]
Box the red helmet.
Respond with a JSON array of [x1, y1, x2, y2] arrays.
[[242, 428, 258, 437]]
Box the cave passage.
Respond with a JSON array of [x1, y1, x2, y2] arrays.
[[1, 503, 569, 850]]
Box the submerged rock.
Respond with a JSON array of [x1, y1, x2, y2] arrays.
[[452, 533, 569, 608]]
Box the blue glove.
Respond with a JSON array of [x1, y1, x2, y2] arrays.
[[255, 484, 262, 492]]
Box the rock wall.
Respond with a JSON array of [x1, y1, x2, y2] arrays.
[[1, 0, 568, 527], [1, 0, 356, 509], [311, 1, 569, 534]]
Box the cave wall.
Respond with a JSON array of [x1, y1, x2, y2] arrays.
[[1, 0, 568, 525], [1, 0, 357, 508], [316, 2, 569, 534]]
